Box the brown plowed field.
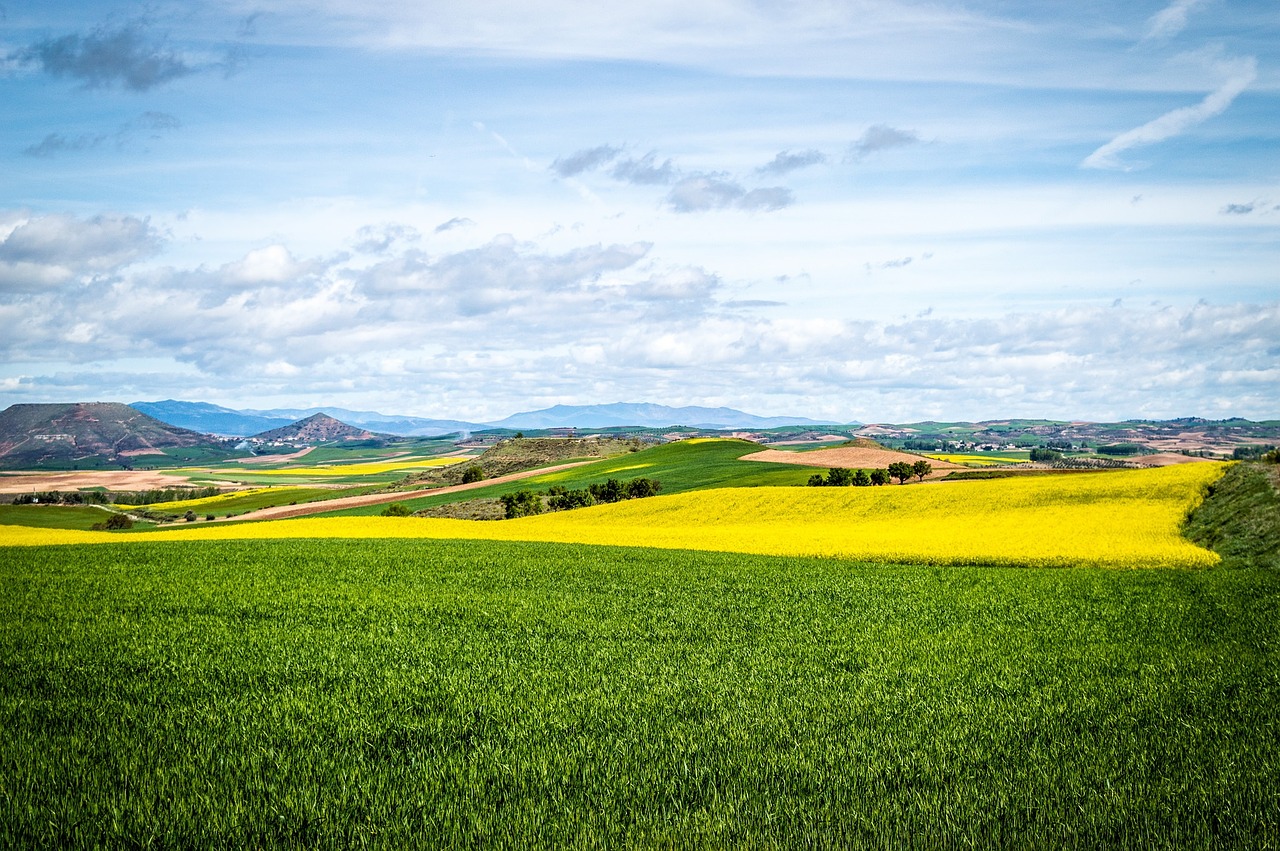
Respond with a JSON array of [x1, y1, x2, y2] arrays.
[[0, 470, 220, 494], [742, 447, 964, 479]]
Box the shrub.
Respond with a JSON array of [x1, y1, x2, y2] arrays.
[[461, 465, 485, 484], [381, 503, 412, 517], [91, 513, 134, 531], [500, 490, 544, 519]]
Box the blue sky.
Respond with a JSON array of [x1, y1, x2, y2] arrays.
[[1, 0, 1276, 422]]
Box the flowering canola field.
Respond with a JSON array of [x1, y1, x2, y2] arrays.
[[2, 463, 1224, 567]]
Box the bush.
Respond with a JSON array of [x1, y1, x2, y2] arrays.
[[461, 465, 485, 484], [589, 479, 626, 504], [870, 469, 889, 486], [91, 513, 134, 531], [549, 489, 595, 511], [500, 490, 544, 519], [381, 503, 412, 517]]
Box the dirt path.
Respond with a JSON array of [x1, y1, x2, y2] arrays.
[[207, 459, 600, 522], [233, 446, 316, 465]]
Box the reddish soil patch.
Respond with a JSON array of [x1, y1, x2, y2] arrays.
[[742, 447, 964, 477]]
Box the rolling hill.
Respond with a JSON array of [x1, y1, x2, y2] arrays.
[[0, 403, 216, 468], [251, 413, 387, 444]]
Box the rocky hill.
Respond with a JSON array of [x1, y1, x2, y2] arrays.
[[252, 413, 386, 444], [0, 402, 212, 467]]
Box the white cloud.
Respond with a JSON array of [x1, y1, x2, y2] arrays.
[[1144, 0, 1210, 42], [0, 212, 163, 292], [1083, 56, 1257, 169]]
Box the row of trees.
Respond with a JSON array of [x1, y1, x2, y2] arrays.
[[502, 477, 662, 519], [10, 486, 224, 506], [807, 460, 932, 488]]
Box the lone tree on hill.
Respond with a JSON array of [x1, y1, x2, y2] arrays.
[[912, 460, 932, 482], [888, 461, 914, 484]]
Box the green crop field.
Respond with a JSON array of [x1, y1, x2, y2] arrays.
[[2, 464, 1278, 847], [327, 439, 818, 516], [0, 504, 148, 531]]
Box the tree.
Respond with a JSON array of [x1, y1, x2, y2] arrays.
[[589, 479, 625, 504], [807, 474, 825, 487], [870, 468, 889, 486], [460, 465, 484, 484], [91, 512, 134, 531], [912, 460, 932, 482], [548, 489, 594, 511], [624, 477, 661, 499], [830, 468, 855, 487], [887, 461, 913, 484], [500, 490, 543, 518], [852, 468, 871, 487]]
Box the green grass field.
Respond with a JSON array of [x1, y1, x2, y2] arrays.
[[2, 464, 1278, 847], [0, 504, 148, 531]]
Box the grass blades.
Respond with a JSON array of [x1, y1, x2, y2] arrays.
[[2, 537, 1278, 847]]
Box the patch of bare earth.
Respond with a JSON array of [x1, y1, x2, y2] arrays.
[[1132, 453, 1217, 467], [234, 446, 316, 465], [0, 470, 203, 494], [742, 447, 965, 478]]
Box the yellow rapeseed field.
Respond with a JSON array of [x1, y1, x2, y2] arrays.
[[2, 463, 1225, 568]]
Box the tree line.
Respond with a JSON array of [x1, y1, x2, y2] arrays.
[[807, 460, 932, 487], [501, 477, 662, 519]]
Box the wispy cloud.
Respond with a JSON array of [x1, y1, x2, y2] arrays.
[[1144, 0, 1210, 42], [757, 149, 826, 176], [433, 217, 475, 233], [551, 144, 622, 177], [611, 153, 678, 185], [848, 125, 920, 160], [665, 175, 792, 213], [16, 23, 195, 91], [1082, 56, 1257, 170], [23, 132, 108, 158], [22, 111, 181, 158]]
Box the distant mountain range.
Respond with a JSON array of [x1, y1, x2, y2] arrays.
[[131, 401, 480, 437], [489, 403, 836, 430], [131, 400, 836, 435]]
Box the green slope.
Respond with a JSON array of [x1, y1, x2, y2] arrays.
[[324, 438, 818, 516]]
